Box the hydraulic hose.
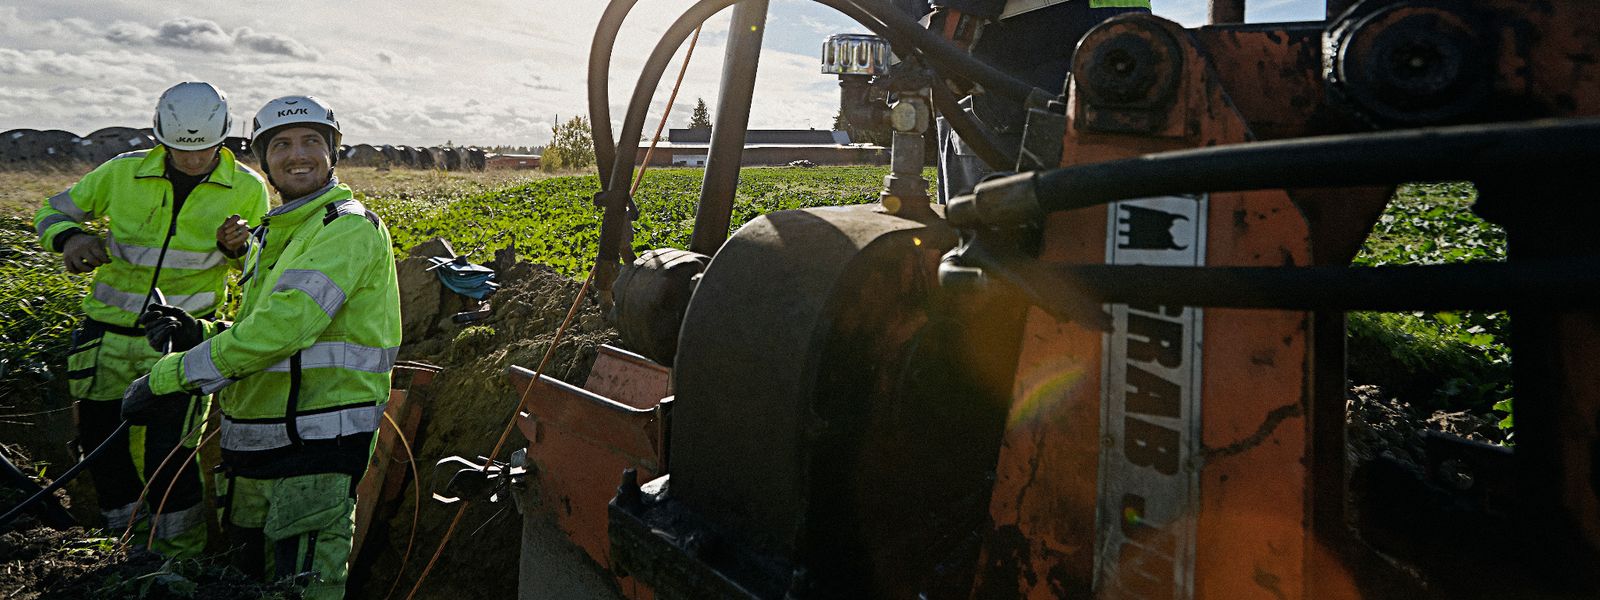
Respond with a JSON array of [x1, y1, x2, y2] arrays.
[[0, 451, 73, 528], [589, 0, 640, 182], [824, 0, 1038, 103], [0, 419, 130, 529], [930, 79, 1017, 170]]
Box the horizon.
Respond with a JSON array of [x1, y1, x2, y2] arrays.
[[0, 0, 1324, 148]]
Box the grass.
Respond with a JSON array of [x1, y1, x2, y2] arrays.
[[365, 165, 923, 277], [0, 214, 89, 408]]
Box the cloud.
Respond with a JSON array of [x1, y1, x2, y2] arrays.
[[104, 17, 320, 60], [154, 17, 234, 51], [234, 27, 321, 60]]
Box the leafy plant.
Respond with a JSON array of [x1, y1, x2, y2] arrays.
[[1349, 182, 1512, 421]]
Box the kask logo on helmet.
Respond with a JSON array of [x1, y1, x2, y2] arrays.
[[277, 108, 310, 117], [176, 137, 208, 143]]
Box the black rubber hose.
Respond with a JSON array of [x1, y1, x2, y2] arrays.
[[0, 420, 129, 530], [823, 0, 1037, 103], [589, 0, 639, 183], [1032, 117, 1600, 215], [930, 80, 1017, 170], [0, 452, 73, 528]]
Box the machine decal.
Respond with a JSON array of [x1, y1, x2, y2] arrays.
[[1096, 195, 1206, 599]]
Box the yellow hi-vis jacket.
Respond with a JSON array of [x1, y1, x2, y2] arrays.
[[148, 180, 402, 479], [33, 146, 270, 327]]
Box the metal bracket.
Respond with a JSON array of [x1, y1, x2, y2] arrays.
[[430, 449, 529, 506]]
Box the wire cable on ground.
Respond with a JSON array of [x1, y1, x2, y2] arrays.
[[404, 267, 596, 600], [145, 428, 218, 550], [117, 419, 210, 546], [382, 409, 422, 600], [0, 420, 130, 529]]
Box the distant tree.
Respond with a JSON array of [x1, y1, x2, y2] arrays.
[[543, 115, 594, 172], [688, 98, 713, 129]]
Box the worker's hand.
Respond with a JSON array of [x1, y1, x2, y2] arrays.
[[120, 375, 185, 426], [216, 214, 250, 259], [139, 304, 202, 353], [62, 231, 110, 274]]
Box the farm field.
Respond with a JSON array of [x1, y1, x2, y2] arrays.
[[0, 164, 1509, 597]]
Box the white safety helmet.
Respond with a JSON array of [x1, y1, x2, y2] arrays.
[[152, 82, 231, 151], [250, 95, 342, 167]]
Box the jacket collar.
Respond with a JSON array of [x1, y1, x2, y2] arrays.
[[134, 145, 244, 188], [264, 177, 345, 227]]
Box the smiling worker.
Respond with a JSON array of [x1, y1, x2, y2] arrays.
[[33, 81, 269, 558], [123, 95, 401, 600]]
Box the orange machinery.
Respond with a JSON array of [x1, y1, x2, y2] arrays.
[[502, 1, 1600, 598]]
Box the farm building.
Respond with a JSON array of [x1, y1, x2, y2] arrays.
[[487, 153, 541, 169], [635, 129, 887, 167]]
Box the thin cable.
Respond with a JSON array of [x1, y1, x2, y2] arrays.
[[118, 415, 209, 545], [403, 503, 467, 600], [632, 25, 703, 197], [404, 267, 596, 599], [145, 428, 218, 550], [382, 409, 422, 600]]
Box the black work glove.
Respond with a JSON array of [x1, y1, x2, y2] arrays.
[[121, 375, 187, 426], [140, 303, 202, 352]]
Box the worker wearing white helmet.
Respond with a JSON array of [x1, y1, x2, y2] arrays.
[[126, 94, 400, 600], [32, 82, 269, 558]]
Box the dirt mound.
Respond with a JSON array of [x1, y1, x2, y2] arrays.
[[1, 444, 299, 600], [1346, 384, 1502, 471], [351, 243, 615, 600]]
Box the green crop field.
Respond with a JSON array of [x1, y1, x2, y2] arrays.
[[366, 166, 908, 277], [1, 168, 1510, 432]]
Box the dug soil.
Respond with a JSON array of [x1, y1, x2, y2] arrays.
[[348, 243, 616, 600]]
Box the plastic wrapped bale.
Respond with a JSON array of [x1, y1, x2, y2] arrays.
[[82, 127, 156, 165], [381, 144, 404, 167], [19, 130, 84, 167], [0, 129, 40, 168], [344, 144, 383, 167]]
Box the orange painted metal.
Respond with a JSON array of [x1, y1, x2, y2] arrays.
[[353, 363, 436, 562], [973, 14, 1360, 599], [512, 345, 671, 600]]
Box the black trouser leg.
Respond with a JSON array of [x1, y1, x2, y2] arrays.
[[141, 396, 203, 515], [76, 399, 142, 523]]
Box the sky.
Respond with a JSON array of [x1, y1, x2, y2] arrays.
[[0, 0, 1323, 148]]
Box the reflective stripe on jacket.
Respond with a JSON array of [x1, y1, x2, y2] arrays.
[[33, 146, 270, 327], [148, 181, 402, 478]]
